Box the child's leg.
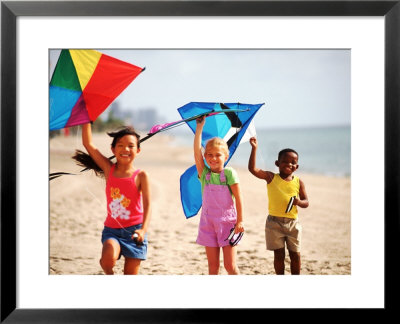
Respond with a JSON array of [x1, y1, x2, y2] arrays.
[[124, 257, 141, 275], [288, 250, 301, 275], [222, 245, 239, 275], [100, 239, 121, 275], [273, 248, 285, 275], [205, 246, 221, 275]]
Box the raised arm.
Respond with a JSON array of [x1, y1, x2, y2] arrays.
[[82, 123, 113, 177], [248, 137, 273, 183], [194, 116, 206, 177]]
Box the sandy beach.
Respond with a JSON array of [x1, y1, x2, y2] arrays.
[[49, 131, 351, 275]]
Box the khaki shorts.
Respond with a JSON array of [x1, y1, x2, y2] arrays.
[[265, 215, 302, 252]]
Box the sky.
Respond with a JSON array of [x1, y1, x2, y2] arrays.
[[49, 49, 351, 130]]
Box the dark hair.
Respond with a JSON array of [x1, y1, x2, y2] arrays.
[[108, 126, 141, 149], [72, 126, 141, 178], [278, 148, 298, 161]]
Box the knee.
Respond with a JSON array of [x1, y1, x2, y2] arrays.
[[100, 255, 117, 272], [224, 262, 239, 275], [101, 240, 120, 273]]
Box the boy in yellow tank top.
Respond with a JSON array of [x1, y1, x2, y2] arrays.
[[248, 137, 309, 274]]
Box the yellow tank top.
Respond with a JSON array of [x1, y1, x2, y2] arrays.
[[267, 173, 300, 219]]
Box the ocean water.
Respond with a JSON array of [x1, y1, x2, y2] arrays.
[[172, 125, 351, 177], [229, 126, 351, 177]]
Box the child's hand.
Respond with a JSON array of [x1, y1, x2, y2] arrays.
[[196, 116, 205, 126], [249, 137, 257, 148], [235, 221, 244, 233], [292, 196, 308, 209], [132, 229, 145, 245]]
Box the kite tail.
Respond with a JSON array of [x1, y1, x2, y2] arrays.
[[72, 150, 105, 178]]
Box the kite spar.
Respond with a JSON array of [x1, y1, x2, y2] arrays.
[[139, 105, 250, 143]]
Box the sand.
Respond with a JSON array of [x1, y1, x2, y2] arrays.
[[49, 131, 351, 275]]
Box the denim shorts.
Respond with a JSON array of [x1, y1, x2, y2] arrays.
[[101, 224, 148, 260]]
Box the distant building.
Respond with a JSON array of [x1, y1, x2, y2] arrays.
[[100, 101, 164, 131], [134, 108, 158, 131], [109, 101, 123, 119]]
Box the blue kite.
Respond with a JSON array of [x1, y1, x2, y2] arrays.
[[178, 102, 264, 218]]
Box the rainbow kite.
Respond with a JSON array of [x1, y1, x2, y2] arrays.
[[49, 49, 144, 130]]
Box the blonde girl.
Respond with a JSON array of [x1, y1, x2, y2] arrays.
[[194, 116, 244, 275]]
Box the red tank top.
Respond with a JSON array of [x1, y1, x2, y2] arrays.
[[104, 165, 143, 228]]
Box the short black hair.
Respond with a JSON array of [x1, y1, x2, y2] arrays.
[[278, 148, 298, 161]]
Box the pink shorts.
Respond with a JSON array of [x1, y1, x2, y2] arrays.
[[196, 211, 236, 247]]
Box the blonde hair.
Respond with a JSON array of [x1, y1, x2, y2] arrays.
[[205, 137, 229, 157]]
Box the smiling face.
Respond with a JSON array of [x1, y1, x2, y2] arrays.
[[276, 151, 299, 178], [111, 134, 140, 165], [204, 138, 229, 172], [205, 147, 228, 172]]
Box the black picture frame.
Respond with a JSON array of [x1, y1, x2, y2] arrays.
[[1, 0, 399, 322]]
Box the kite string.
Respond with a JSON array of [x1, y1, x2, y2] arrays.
[[84, 180, 134, 234], [256, 141, 268, 170]]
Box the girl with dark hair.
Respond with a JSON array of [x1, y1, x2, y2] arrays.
[[75, 123, 151, 275]]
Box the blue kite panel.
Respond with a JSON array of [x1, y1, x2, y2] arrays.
[[180, 165, 203, 218], [49, 85, 82, 130]]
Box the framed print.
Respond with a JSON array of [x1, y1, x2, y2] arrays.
[[1, 0, 399, 322]]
